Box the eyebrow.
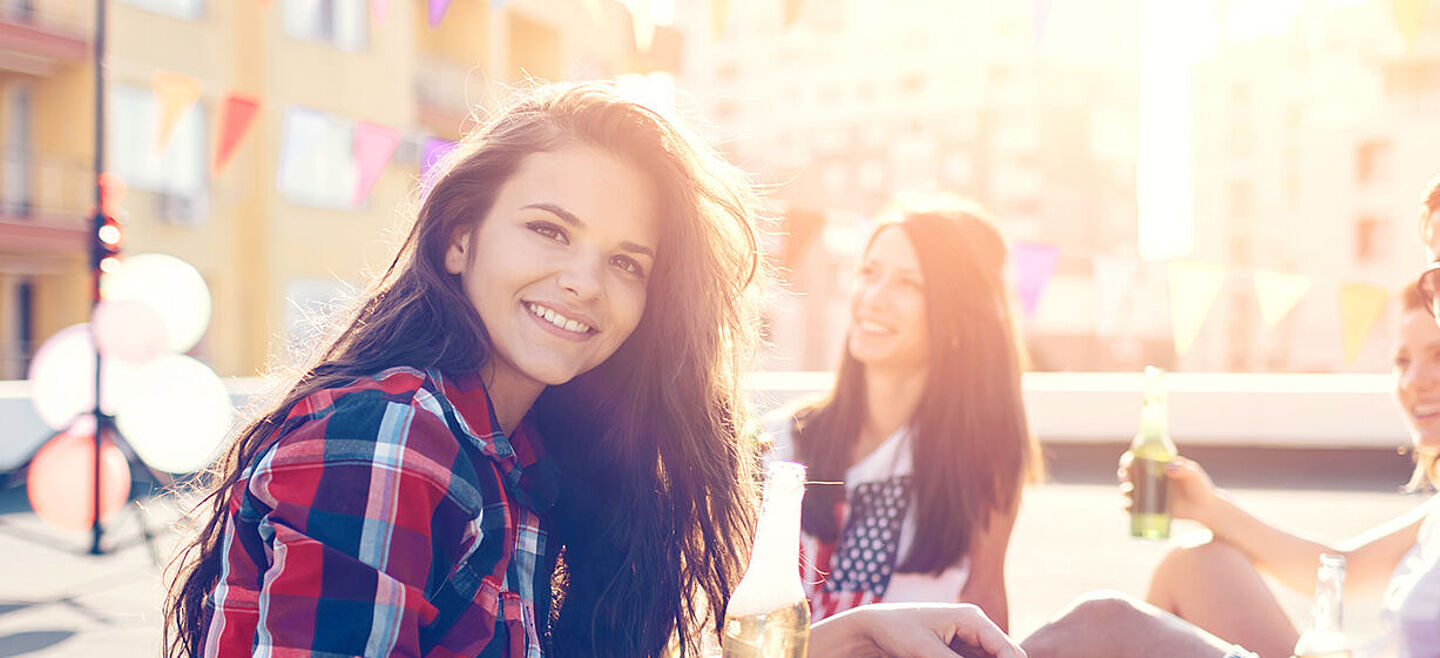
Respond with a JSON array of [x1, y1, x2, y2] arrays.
[[523, 202, 656, 258]]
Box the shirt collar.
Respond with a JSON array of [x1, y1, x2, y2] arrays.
[[432, 369, 560, 512]]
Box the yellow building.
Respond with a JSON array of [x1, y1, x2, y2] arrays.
[[1, 0, 670, 379]]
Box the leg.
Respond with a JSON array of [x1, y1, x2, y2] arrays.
[[1022, 591, 1247, 658], [1147, 540, 1297, 658]]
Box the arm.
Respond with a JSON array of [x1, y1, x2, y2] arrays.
[[810, 602, 1026, 658], [1128, 455, 1431, 598], [958, 487, 1021, 632]]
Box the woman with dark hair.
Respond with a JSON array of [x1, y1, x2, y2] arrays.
[[163, 83, 1023, 658], [767, 202, 1042, 629]]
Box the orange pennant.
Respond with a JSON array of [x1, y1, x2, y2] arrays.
[[784, 0, 804, 27], [213, 94, 261, 175], [710, 0, 729, 40], [152, 71, 202, 153], [1338, 283, 1388, 366]]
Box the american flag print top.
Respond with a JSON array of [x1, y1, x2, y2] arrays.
[[764, 412, 971, 622]]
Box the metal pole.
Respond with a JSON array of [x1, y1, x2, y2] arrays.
[[90, 0, 107, 556]]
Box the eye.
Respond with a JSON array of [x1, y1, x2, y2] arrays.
[[527, 221, 569, 244], [901, 276, 924, 289], [611, 255, 647, 278], [1395, 353, 1411, 369]]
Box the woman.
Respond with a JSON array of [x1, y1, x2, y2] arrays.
[[768, 202, 1042, 629], [1021, 178, 1440, 658], [164, 83, 1022, 658]]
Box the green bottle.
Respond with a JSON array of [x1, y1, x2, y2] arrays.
[[1127, 366, 1177, 539]]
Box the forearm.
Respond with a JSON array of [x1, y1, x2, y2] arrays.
[[1199, 493, 1338, 594], [809, 609, 876, 656]]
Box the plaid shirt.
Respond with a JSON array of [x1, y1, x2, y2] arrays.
[[203, 367, 561, 657]]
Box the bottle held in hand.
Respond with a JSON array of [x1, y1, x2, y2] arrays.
[[1126, 366, 1177, 539], [722, 462, 810, 658], [1291, 554, 1352, 658]]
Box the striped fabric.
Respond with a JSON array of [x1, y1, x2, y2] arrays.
[[203, 367, 560, 657]]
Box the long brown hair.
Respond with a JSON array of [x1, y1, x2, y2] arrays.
[[793, 202, 1041, 574], [164, 83, 763, 657]]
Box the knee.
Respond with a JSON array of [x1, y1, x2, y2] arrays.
[[1155, 539, 1249, 581], [1022, 591, 1149, 657], [1059, 590, 1149, 627]]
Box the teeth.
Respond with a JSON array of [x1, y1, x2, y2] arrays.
[[858, 321, 891, 333], [528, 303, 591, 334]]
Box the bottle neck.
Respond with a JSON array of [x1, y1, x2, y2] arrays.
[[730, 463, 807, 614], [1311, 557, 1346, 632]]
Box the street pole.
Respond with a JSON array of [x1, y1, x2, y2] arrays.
[[89, 0, 107, 556]]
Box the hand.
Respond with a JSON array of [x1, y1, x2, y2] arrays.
[[810, 602, 1026, 658], [1118, 454, 1219, 525]]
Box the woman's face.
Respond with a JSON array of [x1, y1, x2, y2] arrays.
[[446, 144, 659, 390], [1394, 307, 1440, 455], [847, 226, 929, 369]]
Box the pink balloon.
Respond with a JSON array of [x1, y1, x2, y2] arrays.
[[93, 300, 169, 363], [27, 324, 133, 430], [27, 424, 132, 533]]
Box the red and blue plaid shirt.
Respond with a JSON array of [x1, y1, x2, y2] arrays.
[[203, 366, 561, 657]]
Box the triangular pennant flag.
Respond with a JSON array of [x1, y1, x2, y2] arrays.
[[1393, 0, 1428, 51], [582, 0, 603, 23], [428, 0, 452, 26], [277, 107, 324, 189], [1093, 254, 1138, 338], [1012, 243, 1060, 317], [1034, 0, 1053, 45], [152, 71, 202, 153], [1338, 283, 1389, 366], [710, 0, 730, 40], [491, 0, 509, 8], [213, 94, 261, 174], [1252, 270, 1311, 327], [421, 137, 457, 178], [783, 0, 804, 27], [352, 121, 401, 207], [1168, 261, 1226, 357], [626, 0, 656, 51], [372, 0, 390, 22]]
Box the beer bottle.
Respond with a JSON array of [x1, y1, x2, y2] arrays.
[[1292, 554, 1352, 658], [722, 461, 809, 658], [1127, 366, 1177, 539]]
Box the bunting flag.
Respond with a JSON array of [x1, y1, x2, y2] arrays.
[[582, 0, 603, 23], [784, 0, 805, 27], [1168, 261, 1226, 357], [1034, 0, 1053, 45], [710, 0, 730, 40], [213, 94, 261, 174], [1093, 254, 1138, 338], [1252, 270, 1311, 327], [1393, 0, 1428, 51], [352, 121, 401, 207], [152, 71, 202, 153], [372, 0, 390, 22], [626, 0, 656, 51], [428, 0, 452, 26], [1339, 283, 1388, 366], [491, 0, 509, 8], [421, 137, 457, 179], [1012, 243, 1060, 317]]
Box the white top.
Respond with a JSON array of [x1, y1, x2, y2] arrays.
[[1362, 495, 1440, 658], [764, 411, 970, 621]]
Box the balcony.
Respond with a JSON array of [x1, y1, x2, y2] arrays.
[[0, 2, 90, 75], [0, 149, 92, 257]]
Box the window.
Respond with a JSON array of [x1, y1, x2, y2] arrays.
[[282, 0, 367, 52], [120, 0, 203, 20], [1354, 216, 1383, 262], [2, 84, 33, 216], [108, 84, 208, 218], [277, 106, 359, 210], [1355, 140, 1390, 185]]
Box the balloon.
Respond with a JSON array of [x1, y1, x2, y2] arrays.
[[27, 420, 132, 533], [27, 324, 135, 430], [93, 300, 169, 363], [115, 354, 234, 473], [100, 253, 212, 353]]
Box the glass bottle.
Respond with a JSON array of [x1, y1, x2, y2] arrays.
[[1292, 553, 1351, 658], [1127, 366, 1178, 539], [722, 461, 809, 658]]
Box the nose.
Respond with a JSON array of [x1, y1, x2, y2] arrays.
[[556, 251, 604, 301]]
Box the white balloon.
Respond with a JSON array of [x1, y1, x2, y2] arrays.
[[93, 300, 169, 363], [115, 354, 234, 474], [27, 324, 136, 430], [101, 253, 212, 353]]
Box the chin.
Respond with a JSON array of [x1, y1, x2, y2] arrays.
[[1415, 435, 1440, 456]]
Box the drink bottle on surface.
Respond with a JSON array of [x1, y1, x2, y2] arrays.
[[1127, 366, 1177, 539], [1291, 554, 1352, 658], [722, 461, 809, 658]]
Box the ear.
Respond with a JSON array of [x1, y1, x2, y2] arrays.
[[444, 225, 472, 275]]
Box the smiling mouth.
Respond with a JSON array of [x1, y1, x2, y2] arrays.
[[526, 302, 595, 336], [855, 320, 895, 335], [1412, 405, 1440, 423]]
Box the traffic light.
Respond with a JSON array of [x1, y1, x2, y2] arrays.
[[92, 173, 127, 274]]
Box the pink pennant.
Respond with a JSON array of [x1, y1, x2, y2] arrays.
[[352, 122, 401, 207], [1012, 242, 1060, 316], [372, 0, 390, 22], [428, 0, 452, 26], [213, 94, 261, 174], [1034, 0, 1053, 45]]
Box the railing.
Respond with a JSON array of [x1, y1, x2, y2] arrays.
[[0, 149, 94, 221], [0, 371, 1411, 471]]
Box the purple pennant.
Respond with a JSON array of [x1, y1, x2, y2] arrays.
[[1012, 242, 1061, 317], [1033, 0, 1053, 45], [421, 137, 457, 178], [428, 0, 452, 26]]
